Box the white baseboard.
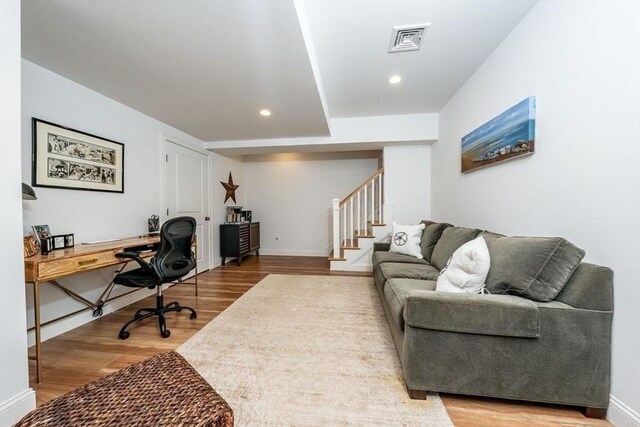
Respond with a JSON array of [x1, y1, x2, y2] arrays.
[[258, 248, 328, 257], [609, 395, 640, 427], [0, 389, 35, 426], [344, 262, 373, 272]]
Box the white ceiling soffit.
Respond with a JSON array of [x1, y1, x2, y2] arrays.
[[21, 0, 330, 141], [302, 0, 537, 118]]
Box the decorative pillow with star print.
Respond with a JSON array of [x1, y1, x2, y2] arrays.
[[389, 222, 426, 259]]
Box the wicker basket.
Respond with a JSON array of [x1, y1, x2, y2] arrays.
[[17, 351, 233, 427]]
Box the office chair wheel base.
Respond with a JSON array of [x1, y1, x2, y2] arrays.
[[161, 329, 171, 338], [119, 331, 130, 340], [190, 312, 197, 319]]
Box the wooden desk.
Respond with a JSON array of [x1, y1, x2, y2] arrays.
[[24, 236, 199, 383]]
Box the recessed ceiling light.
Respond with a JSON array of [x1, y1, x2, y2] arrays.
[[259, 109, 271, 117], [389, 75, 402, 85]]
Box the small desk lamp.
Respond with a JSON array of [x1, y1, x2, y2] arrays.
[[22, 183, 37, 200]]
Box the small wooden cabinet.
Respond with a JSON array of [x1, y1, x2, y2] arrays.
[[220, 222, 260, 266]]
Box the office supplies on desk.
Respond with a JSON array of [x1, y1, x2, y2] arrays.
[[82, 238, 121, 245], [148, 214, 160, 235]]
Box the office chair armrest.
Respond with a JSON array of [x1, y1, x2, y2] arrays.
[[115, 251, 153, 272]]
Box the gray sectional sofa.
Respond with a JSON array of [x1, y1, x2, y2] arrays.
[[372, 220, 613, 418]]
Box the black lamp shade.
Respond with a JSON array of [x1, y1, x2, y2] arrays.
[[22, 183, 37, 200]]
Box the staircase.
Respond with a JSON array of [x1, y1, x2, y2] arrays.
[[329, 168, 392, 271]]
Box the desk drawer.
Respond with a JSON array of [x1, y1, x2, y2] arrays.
[[38, 251, 118, 280]]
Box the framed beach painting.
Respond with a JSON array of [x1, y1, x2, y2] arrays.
[[32, 118, 124, 193], [461, 97, 535, 173]]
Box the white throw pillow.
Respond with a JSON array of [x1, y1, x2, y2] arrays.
[[389, 222, 425, 259], [436, 236, 491, 294]]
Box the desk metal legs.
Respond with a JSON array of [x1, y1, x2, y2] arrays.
[[47, 261, 132, 317], [31, 281, 42, 384], [27, 257, 199, 384]]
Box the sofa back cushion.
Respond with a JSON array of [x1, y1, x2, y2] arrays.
[[485, 236, 585, 302], [430, 226, 482, 270], [480, 230, 504, 241], [420, 221, 451, 262], [555, 262, 613, 311]]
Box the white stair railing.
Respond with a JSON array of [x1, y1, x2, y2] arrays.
[[331, 168, 384, 258]]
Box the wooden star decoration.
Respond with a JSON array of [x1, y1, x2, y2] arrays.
[[220, 172, 239, 203]]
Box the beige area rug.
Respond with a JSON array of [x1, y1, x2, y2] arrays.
[[178, 274, 452, 426]]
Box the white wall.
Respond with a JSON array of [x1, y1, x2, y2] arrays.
[[0, 2, 36, 424], [384, 145, 431, 224], [432, 1, 640, 425], [21, 60, 205, 344], [243, 152, 380, 256], [205, 113, 438, 155], [210, 152, 245, 266]]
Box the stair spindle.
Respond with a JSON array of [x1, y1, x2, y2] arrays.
[[343, 203, 346, 248], [378, 173, 382, 224], [364, 184, 368, 226], [357, 191, 361, 237], [350, 199, 354, 247]]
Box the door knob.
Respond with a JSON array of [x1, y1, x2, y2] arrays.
[[205, 216, 211, 221]]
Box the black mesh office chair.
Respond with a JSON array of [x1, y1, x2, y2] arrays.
[[115, 216, 198, 339]]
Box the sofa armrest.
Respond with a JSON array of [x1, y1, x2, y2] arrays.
[[373, 242, 391, 252], [404, 291, 540, 338]]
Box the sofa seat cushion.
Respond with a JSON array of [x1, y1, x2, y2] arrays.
[[372, 251, 429, 267], [378, 262, 441, 282], [384, 279, 436, 330], [420, 222, 451, 262], [430, 226, 482, 270], [485, 236, 585, 302], [404, 292, 540, 338]]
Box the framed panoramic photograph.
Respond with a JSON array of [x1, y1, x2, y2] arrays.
[[461, 96, 536, 173], [32, 118, 124, 193]]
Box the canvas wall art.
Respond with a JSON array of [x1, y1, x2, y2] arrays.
[[32, 118, 124, 193], [461, 96, 535, 173]]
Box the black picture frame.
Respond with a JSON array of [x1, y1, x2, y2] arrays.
[[32, 118, 125, 193], [52, 235, 66, 250]]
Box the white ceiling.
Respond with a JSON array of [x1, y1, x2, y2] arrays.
[[22, 0, 536, 142], [21, 0, 330, 141], [302, 0, 536, 118]]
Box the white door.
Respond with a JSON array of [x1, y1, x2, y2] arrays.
[[164, 140, 211, 272]]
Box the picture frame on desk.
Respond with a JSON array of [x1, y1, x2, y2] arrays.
[[52, 235, 66, 250], [32, 118, 125, 193], [32, 224, 51, 245], [51, 234, 75, 250]]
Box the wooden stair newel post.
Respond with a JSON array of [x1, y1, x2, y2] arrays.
[[332, 198, 340, 258]]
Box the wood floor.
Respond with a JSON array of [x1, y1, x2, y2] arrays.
[[28, 255, 611, 426]]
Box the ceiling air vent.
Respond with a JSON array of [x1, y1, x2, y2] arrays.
[[388, 23, 430, 53]]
